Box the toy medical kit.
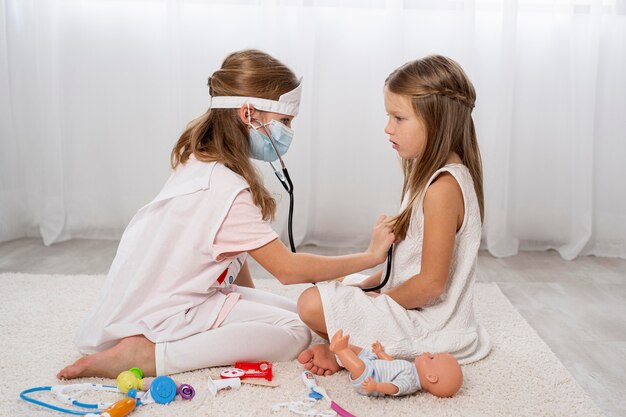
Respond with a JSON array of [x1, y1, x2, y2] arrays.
[[220, 361, 273, 381], [271, 371, 358, 417], [302, 371, 356, 417], [271, 398, 336, 417], [20, 372, 193, 415], [220, 368, 245, 378], [116, 368, 147, 393], [20, 383, 122, 415], [210, 374, 279, 388], [146, 375, 178, 404], [207, 376, 241, 396], [177, 383, 195, 400], [83, 395, 137, 417], [116, 367, 195, 401]]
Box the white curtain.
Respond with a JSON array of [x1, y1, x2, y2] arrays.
[[1, 0, 624, 259]]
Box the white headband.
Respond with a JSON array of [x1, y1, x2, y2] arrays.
[[208, 79, 302, 117]]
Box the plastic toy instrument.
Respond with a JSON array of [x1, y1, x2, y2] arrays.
[[19, 375, 185, 415], [83, 396, 137, 417], [220, 361, 273, 381], [302, 371, 356, 417]]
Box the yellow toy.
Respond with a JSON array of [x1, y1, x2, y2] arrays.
[[116, 368, 152, 393]]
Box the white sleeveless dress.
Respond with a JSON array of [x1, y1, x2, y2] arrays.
[[317, 164, 491, 364]]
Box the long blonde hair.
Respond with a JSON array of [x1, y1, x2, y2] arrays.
[[171, 49, 299, 220], [386, 55, 484, 240]]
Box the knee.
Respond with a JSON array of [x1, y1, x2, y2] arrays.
[[297, 287, 322, 324], [293, 321, 313, 353], [274, 316, 312, 361]]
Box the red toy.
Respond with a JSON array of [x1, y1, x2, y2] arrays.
[[220, 361, 273, 381]]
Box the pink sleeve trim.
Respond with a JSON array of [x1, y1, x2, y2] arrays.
[[214, 234, 279, 262]]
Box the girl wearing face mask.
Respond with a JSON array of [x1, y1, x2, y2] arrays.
[[57, 49, 394, 380]]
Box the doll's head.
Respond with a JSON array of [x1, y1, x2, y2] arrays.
[[414, 352, 463, 397]]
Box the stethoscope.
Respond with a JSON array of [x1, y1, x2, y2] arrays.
[[20, 376, 182, 415], [20, 383, 124, 415], [256, 120, 394, 292]]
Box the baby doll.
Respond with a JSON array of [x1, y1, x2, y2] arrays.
[[329, 329, 463, 397]]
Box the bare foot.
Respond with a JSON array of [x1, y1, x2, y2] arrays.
[[57, 335, 155, 380], [298, 344, 343, 376]]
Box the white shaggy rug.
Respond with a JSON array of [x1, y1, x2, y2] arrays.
[[0, 273, 604, 417]]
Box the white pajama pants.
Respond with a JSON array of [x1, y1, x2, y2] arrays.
[[155, 286, 312, 375]]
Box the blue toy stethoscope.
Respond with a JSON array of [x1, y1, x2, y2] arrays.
[[20, 383, 121, 415], [259, 122, 393, 292], [19, 375, 177, 415]]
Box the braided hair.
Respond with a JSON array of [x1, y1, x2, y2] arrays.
[[385, 55, 484, 240]]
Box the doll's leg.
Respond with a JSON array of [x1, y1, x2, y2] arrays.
[[329, 330, 366, 380]]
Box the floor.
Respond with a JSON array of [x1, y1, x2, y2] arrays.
[[1, 238, 625, 417]]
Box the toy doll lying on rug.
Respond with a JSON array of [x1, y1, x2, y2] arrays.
[[329, 329, 463, 397]]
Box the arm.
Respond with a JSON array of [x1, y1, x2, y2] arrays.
[[371, 341, 394, 361], [233, 260, 254, 288], [341, 270, 383, 289], [248, 215, 395, 285], [384, 174, 464, 310], [249, 240, 384, 285], [361, 378, 400, 395]]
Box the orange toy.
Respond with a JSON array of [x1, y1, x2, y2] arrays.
[[84, 397, 136, 417]]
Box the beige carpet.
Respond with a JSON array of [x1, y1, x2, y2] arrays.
[[0, 273, 604, 417]]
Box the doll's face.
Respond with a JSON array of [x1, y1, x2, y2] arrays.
[[414, 352, 463, 397]]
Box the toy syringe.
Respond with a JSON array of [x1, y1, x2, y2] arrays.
[[301, 371, 356, 417]]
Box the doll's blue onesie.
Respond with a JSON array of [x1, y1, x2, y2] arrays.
[[350, 349, 422, 397]]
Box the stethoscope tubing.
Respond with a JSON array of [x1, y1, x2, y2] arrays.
[[361, 245, 393, 292], [258, 120, 296, 253], [20, 384, 118, 415]]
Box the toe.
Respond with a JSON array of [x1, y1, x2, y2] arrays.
[[298, 349, 313, 364], [57, 365, 76, 380]]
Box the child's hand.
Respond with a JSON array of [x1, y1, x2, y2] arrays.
[[361, 377, 378, 393], [366, 215, 396, 265]]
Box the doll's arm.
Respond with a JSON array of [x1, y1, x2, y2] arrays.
[[361, 378, 399, 395], [371, 341, 394, 361]]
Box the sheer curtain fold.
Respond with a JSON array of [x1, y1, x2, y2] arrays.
[[482, 0, 520, 257], [0, 0, 624, 259]]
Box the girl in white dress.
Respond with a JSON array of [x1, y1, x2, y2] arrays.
[[298, 55, 491, 375], [57, 50, 394, 379]]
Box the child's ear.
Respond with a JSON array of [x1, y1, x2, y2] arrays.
[[426, 374, 439, 384], [238, 104, 257, 123]]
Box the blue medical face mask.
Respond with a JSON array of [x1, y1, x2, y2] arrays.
[[247, 118, 294, 162]]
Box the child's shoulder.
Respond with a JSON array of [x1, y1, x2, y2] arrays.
[[211, 162, 250, 190], [425, 169, 463, 201], [422, 169, 464, 218]]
